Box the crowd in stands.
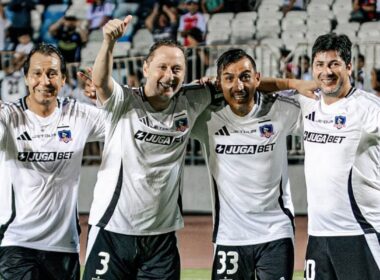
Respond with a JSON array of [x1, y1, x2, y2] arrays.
[[0, 0, 380, 104]]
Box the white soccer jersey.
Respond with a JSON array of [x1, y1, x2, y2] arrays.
[[298, 88, 380, 236], [88, 81, 212, 235], [0, 97, 105, 253], [192, 92, 300, 245]]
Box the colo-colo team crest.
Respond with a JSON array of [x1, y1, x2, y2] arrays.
[[259, 124, 274, 138], [334, 115, 346, 129], [58, 129, 73, 143]]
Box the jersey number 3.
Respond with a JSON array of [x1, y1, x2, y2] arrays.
[[96, 252, 110, 275]]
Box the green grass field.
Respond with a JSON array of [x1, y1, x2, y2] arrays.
[[181, 269, 304, 279]]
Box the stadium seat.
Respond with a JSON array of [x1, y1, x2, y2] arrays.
[[309, 0, 334, 6], [207, 20, 231, 33], [113, 42, 131, 57], [282, 17, 306, 32], [88, 30, 104, 42], [234, 11, 257, 22], [81, 42, 103, 64], [307, 3, 334, 19], [282, 31, 306, 51], [284, 11, 308, 21], [210, 12, 234, 22], [206, 32, 230, 45], [113, 2, 140, 18], [131, 28, 154, 54]]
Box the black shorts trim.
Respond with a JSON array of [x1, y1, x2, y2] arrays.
[[0, 186, 16, 245]]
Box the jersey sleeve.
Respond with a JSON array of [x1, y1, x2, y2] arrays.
[[183, 83, 212, 116], [0, 105, 7, 149], [191, 109, 212, 143], [82, 104, 107, 142], [359, 94, 380, 136]]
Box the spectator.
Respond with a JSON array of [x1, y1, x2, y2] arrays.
[[370, 68, 380, 96], [145, 3, 178, 42], [350, 0, 376, 22], [351, 53, 365, 89], [282, 0, 304, 15], [12, 29, 34, 71], [186, 27, 209, 82], [0, 3, 11, 51], [49, 14, 88, 63], [6, 0, 35, 47], [295, 54, 312, 80], [201, 0, 224, 14], [0, 69, 27, 102], [178, 0, 206, 46], [87, 0, 115, 32]]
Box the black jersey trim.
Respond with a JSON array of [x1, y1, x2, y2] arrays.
[[20, 96, 28, 111], [212, 177, 220, 243], [0, 186, 16, 245], [348, 168, 378, 235], [97, 162, 123, 228], [345, 87, 356, 98], [178, 176, 183, 216], [75, 207, 81, 237], [139, 86, 147, 102], [278, 178, 295, 234]]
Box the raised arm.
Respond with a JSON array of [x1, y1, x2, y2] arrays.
[[92, 15, 132, 103], [259, 77, 318, 99]]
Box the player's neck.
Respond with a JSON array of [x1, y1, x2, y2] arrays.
[[146, 95, 171, 111], [26, 96, 57, 117]]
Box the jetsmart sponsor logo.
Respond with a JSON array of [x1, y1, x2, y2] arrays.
[[303, 131, 345, 144], [18, 152, 74, 162], [215, 143, 275, 154], [134, 130, 178, 145]]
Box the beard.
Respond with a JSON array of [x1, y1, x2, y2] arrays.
[[320, 78, 344, 98]]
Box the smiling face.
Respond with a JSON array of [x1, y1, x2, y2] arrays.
[[312, 50, 352, 99], [143, 45, 186, 102], [25, 52, 66, 108], [219, 57, 260, 117]]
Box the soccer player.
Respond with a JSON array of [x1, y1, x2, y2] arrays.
[[271, 33, 380, 279], [0, 43, 105, 279], [82, 16, 219, 280], [191, 49, 299, 280], [303, 33, 380, 280]]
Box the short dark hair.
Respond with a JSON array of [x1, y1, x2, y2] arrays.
[[216, 49, 257, 79], [373, 68, 380, 83], [145, 39, 186, 63], [312, 33, 352, 66], [23, 43, 67, 78]]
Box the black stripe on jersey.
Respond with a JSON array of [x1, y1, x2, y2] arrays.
[[139, 86, 148, 102], [215, 126, 230, 136], [345, 87, 356, 98], [20, 96, 27, 111], [255, 90, 261, 106], [348, 169, 378, 236], [75, 208, 81, 236], [212, 177, 220, 243], [258, 119, 271, 123], [277, 96, 301, 108], [305, 111, 315, 121], [177, 177, 183, 216], [278, 179, 295, 234], [0, 186, 16, 245], [16, 131, 32, 141], [97, 162, 123, 228]]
